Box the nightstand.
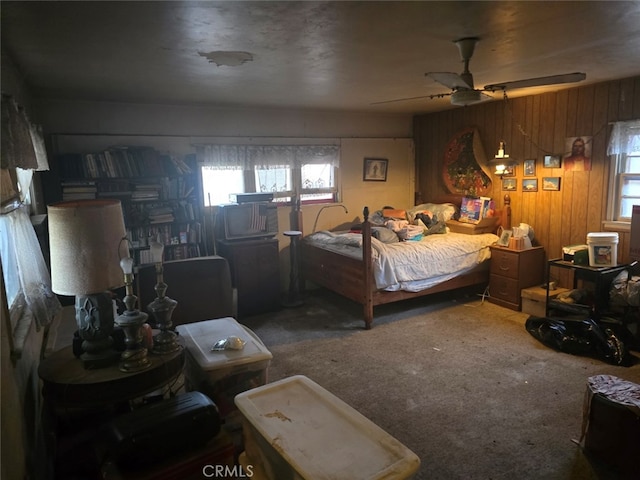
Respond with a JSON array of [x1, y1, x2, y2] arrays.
[[488, 245, 545, 311]]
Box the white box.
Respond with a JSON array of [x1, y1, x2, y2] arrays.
[[235, 375, 421, 480], [587, 232, 619, 267], [176, 317, 272, 419]]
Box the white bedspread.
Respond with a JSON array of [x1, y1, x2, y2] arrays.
[[304, 230, 498, 292]]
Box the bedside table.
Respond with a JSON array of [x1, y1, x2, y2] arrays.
[[488, 245, 545, 311]]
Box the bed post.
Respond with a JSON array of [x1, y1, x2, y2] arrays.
[[361, 206, 373, 329], [502, 194, 512, 230]]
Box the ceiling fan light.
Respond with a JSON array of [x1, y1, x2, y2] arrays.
[[450, 89, 484, 106]]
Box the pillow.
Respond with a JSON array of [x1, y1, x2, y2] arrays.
[[408, 203, 458, 223], [371, 226, 400, 243]]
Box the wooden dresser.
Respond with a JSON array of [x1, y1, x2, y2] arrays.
[[488, 245, 545, 311], [217, 238, 281, 318]]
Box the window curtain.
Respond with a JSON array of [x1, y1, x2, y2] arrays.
[[1, 94, 49, 172], [607, 120, 640, 155], [0, 205, 61, 331], [197, 144, 340, 169]]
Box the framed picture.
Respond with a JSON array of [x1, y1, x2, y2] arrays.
[[564, 136, 592, 171], [502, 178, 517, 191], [497, 229, 513, 247], [363, 158, 388, 181], [542, 177, 561, 191], [503, 164, 515, 177], [523, 159, 536, 176], [522, 178, 538, 192], [543, 155, 561, 168]]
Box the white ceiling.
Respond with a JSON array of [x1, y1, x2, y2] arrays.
[[2, 1, 640, 115]]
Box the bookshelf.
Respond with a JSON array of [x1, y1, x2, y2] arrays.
[[54, 146, 204, 265]]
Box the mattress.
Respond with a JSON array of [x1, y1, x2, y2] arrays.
[[304, 230, 498, 292]]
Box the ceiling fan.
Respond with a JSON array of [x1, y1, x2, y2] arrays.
[[374, 37, 586, 107]]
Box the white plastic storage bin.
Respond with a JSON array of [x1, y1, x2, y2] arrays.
[[235, 375, 421, 480], [175, 317, 272, 439], [587, 232, 619, 267]]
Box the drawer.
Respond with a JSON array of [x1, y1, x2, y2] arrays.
[[490, 250, 520, 279], [490, 274, 521, 304]]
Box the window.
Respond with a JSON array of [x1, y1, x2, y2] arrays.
[[1, 95, 61, 358], [608, 120, 640, 221], [197, 144, 340, 206]]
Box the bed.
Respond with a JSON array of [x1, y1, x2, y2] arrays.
[[301, 195, 510, 329]]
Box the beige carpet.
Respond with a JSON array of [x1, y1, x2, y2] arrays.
[[242, 287, 640, 480]]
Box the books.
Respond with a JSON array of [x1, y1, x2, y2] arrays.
[[459, 196, 494, 224]]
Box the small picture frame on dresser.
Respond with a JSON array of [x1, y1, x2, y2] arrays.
[[497, 229, 513, 247]]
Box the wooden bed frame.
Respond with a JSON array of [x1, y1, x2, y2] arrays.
[[301, 194, 511, 329]]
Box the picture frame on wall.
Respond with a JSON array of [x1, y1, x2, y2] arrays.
[[502, 164, 515, 177], [523, 159, 536, 176], [502, 178, 517, 191], [542, 177, 561, 191], [363, 158, 388, 181], [522, 178, 538, 192], [543, 155, 561, 168]]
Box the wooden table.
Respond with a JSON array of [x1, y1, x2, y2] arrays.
[[38, 344, 185, 410]]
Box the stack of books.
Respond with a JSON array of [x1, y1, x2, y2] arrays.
[[61, 181, 97, 201]]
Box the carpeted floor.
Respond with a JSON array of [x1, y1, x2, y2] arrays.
[[242, 287, 640, 480]]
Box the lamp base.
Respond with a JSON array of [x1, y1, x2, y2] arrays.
[[153, 330, 181, 355], [115, 309, 151, 373], [75, 292, 119, 369], [79, 349, 121, 369], [119, 348, 152, 373]]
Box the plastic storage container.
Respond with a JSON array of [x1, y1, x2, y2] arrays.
[[175, 317, 272, 448], [235, 375, 421, 480], [587, 232, 619, 267]]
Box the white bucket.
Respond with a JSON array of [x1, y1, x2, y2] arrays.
[[587, 232, 619, 267]]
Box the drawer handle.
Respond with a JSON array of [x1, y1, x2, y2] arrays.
[[499, 258, 511, 271]]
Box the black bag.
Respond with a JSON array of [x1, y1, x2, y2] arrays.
[[525, 316, 632, 366]]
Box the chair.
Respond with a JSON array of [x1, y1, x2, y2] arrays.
[[135, 255, 237, 327]]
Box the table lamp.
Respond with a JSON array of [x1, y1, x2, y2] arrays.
[[115, 252, 151, 372], [48, 199, 128, 368], [147, 237, 180, 355]]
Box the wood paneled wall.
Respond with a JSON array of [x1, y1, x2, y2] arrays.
[[414, 76, 640, 263]]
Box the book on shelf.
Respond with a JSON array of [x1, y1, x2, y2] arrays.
[[62, 192, 97, 201]]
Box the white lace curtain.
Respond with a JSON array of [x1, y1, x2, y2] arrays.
[[607, 120, 640, 155], [196, 144, 340, 170], [0, 205, 61, 332], [1, 95, 60, 343]]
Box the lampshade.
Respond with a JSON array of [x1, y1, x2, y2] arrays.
[[48, 199, 128, 295]]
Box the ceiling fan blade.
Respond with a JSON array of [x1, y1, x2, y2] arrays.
[[426, 72, 473, 91], [371, 93, 452, 105], [484, 72, 586, 92]]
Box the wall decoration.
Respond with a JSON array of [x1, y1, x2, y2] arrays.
[[542, 177, 561, 191], [564, 136, 592, 171], [442, 127, 492, 196], [523, 159, 536, 176], [522, 178, 538, 192], [502, 164, 515, 177], [363, 158, 388, 181], [543, 155, 561, 168], [502, 178, 517, 191]]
